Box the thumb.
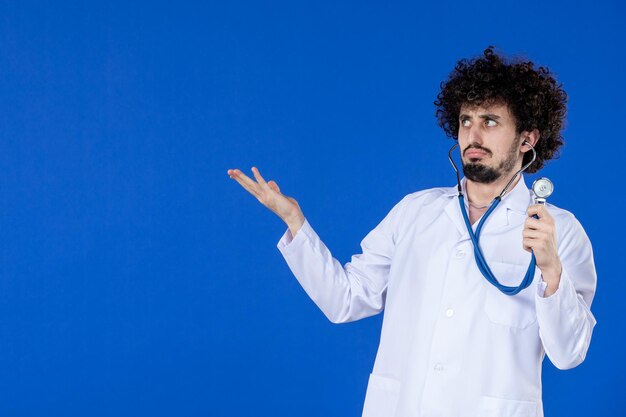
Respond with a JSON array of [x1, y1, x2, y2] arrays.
[[268, 180, 280, 193]]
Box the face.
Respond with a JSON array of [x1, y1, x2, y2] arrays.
[[457, 102, 524, 184]]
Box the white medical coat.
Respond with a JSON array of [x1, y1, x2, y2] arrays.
[[276, 176, 597, 417]]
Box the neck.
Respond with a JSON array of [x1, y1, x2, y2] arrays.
[[466, 171, 522, 206]]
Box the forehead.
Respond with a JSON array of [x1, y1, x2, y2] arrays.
[[459, 102, 513, 118]]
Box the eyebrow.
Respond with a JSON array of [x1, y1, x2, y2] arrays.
[[459, 113, 502, 120]]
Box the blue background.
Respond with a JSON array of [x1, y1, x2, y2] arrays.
[[1, 1, 624, 416]]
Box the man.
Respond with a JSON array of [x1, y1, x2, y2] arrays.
[[226, 47, 597, 417]]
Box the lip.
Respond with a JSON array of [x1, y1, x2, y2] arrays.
[[464, 149, 488, 158]]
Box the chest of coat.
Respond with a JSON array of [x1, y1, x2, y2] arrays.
[[385, 203, 540, 330]]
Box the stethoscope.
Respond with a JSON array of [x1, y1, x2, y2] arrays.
[[447, 141, 554, 296]]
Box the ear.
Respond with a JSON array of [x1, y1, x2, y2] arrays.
[[520, 129, 540, 153]]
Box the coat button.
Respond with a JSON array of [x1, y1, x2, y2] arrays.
[[445, 308, 455, 317], [455, 250, 465, 259]]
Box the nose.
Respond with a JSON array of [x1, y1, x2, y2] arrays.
[[466, 123, 483, 145]]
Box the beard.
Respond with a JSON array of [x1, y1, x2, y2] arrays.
[[462, 134, 522, 184]]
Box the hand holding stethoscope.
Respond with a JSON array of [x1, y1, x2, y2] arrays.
[[524, 178, 562, 297]]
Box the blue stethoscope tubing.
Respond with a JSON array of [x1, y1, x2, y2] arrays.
[[448, 141, 538, 296]]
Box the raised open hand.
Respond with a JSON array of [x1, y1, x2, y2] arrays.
[[227, 166, 305, 231]]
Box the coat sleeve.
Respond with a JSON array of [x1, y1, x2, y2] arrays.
[[276, 196, 408, 324], [535, 213, 597, 370]]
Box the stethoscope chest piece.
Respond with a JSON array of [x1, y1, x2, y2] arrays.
[[532, 177, 554, 204]]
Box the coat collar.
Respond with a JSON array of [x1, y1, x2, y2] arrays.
[[443, 175, 533, 240]]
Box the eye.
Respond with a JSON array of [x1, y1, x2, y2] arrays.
[[485, 119, 497, 127], [460, 118, 471, 127]]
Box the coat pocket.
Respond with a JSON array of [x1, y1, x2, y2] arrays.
[[483, 262, 538, 329], [361, 373, 401, 417], [478, 395, 538, 417]]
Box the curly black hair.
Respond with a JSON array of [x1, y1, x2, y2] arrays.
[[434, 46, 567, 173]]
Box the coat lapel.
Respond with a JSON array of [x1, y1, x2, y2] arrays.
[[443, 194, 470, 241]]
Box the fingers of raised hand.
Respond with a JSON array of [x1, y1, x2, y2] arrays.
[[251, 166, 268, 186], [228, 168, 262, 198], [250, 167, 282, 205], [228, 167, 287, 210]]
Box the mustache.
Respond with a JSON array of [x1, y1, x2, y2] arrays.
[[463, 144, 492, 157]]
